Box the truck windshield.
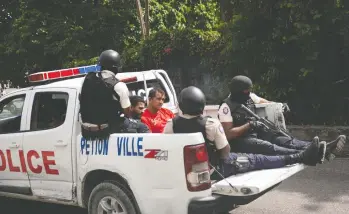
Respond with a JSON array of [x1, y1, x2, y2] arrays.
[[126, 78, 170, 103]]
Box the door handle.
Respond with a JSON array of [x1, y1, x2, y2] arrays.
[[54, 140, 68, 147], [9, 142, 19, 148]]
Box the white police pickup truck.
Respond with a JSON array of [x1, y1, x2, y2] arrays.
[[0, 65, 305, 214]]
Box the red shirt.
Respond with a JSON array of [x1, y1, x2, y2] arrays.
[[141, 108, 175, 133]]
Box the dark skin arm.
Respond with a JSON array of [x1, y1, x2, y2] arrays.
[[221, 121, 251, 141], [218, 144, 231, 159]]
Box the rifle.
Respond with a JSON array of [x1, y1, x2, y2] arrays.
[[239, 104, 292, 138]]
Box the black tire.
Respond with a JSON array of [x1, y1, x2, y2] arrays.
[[88, 181, 137, 214]]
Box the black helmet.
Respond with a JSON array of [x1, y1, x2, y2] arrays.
[[178, 86, 206, 115], [97, 49, 122, 73], [229, 75, 253, 94]]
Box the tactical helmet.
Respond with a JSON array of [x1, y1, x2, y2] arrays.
[[178, 86, 206, 115], [229, 75, 253, 94], [97, 49, 122, 73]]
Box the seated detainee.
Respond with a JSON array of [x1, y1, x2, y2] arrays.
[[141, 88, 175, 133], [164, 86, 334, 178], [218, 75, 346, 161], [129, 95, 146, 119], [119, 95, 150, 133]]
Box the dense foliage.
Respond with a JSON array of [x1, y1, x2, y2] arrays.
[[1, 0, 349, 125]]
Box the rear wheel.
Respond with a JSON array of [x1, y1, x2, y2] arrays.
[[88, 181, 137, 214]]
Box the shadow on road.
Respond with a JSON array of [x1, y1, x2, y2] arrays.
[[0, 197, 86, 214], [273, 158, 349, 211]]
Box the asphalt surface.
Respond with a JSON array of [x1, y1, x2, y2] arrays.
[[0, 158, 348, 214], [232, 158, 349, 214]]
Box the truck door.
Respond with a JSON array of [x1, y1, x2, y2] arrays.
[[0, 91, 32, 195], [22, 88, 76, 201]]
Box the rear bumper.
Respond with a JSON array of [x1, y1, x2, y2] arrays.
[[188, 194, 237, 214], [188, 183, 281, 214]]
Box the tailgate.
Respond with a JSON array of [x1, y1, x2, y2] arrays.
[[211, 164, 306, 196]]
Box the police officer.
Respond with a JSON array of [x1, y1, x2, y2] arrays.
[[79, 49, 146, 139], [164, 86, 323, 178], [217, 75, 346, 161]]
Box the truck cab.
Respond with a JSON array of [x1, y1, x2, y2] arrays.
[[0, 65, 305, 214]]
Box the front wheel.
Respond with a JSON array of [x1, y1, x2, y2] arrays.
[[88, 181, 137, 214]]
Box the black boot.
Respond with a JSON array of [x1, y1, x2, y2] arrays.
[[285, 138, 321, 166], [325, 135, 347, 161]]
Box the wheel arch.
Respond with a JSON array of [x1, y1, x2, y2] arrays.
[[81, 169, 141, 213]]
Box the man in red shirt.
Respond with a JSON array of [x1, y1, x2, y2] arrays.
[[141, 88, 175, 133]]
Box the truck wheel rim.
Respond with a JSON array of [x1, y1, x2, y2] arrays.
[[98, 196, 127, 214]]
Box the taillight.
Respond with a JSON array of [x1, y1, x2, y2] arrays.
[[183, 143, 211, 192]]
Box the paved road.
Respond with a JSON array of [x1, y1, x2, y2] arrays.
[[233, 158, 349, 214], [1, 159, 349, 214]]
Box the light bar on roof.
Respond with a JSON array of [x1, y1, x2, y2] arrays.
[[27, 64, 139, 84], [27, 65, 101, 83], [120, 76, 138, 83]]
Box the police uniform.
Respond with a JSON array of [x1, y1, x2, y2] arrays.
[[100, 70, 131, 108], [164, 114, 319, 177], [218, 92, 260, 123], [80, 70, 131, 131], [166, 86, 322, 177], [164, 114, 228, 151], [218, 92, 311, 155], [164, 114, 228, 175], [80, 49, 149, 139]]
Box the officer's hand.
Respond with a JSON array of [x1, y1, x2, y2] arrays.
[[282, 103, 290, 113], [249, 120, 268, 131], [246, 117, 257, 122]]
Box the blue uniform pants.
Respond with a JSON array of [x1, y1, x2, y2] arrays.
[[230, 135, 311, 156], [219, 153, 286, 177], [271, 136, 311, 150]]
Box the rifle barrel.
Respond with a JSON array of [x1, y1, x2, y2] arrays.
[[240, 104, 291, 138]]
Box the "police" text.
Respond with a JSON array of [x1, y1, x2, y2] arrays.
[[0, 149, 59, 175], [117, 137, 143, 157]]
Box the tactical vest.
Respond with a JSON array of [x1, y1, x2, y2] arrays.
[[219, 96, 257, 137], [172, 115, 219, 167], [79, 72, 123, 139]]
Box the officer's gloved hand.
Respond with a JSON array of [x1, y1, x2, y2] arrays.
[[282, 103, 290, 113], [249, 120, 268, 132]]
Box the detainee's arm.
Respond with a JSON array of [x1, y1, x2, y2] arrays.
[[114, 82, 132, 117], [218, 103, 251, 141]]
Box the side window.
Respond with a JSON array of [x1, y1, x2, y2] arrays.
[[0, 95, 25, 134], [30, 92, 68, 131], [126, 79, 170, 103]]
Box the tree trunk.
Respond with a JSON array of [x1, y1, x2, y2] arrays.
[[136, 0, 146, 39]]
